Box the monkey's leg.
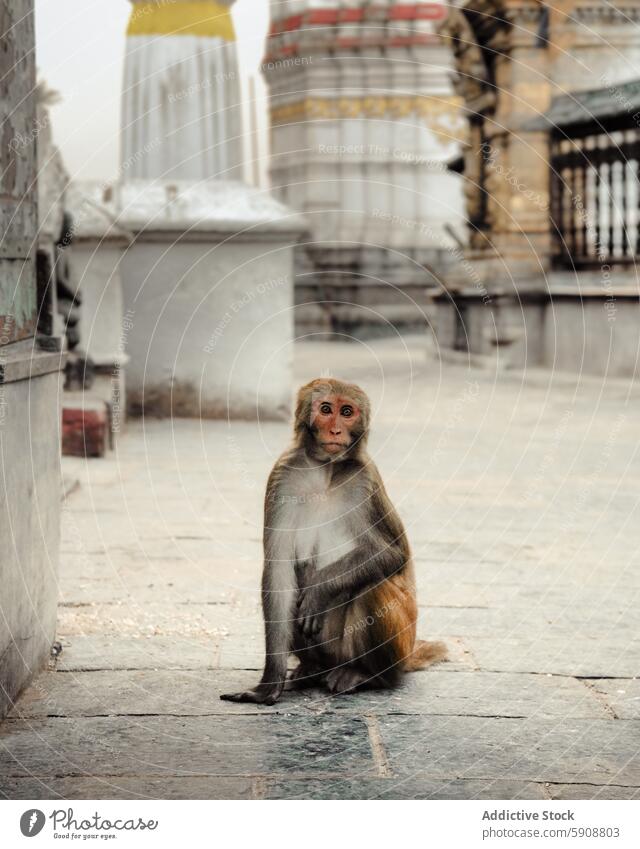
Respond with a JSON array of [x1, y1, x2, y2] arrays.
[[286, 616, 331, 690], [295, 602, 375, 696], [285, 662, 326, 691], [320, 576, 418, 696], [325, 666, 372, 695], [221, 561, 296, 705]]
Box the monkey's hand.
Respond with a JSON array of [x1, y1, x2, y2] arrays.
[[296, 583, 326, 639], [220, 681, 283, 705]]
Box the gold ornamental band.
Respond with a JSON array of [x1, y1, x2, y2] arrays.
[[270, 95, 467, 141], [127, 1, 235, 40]]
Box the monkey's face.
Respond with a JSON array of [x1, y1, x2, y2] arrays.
[[309, 392, 362, 459], [294, 378, 370, 461]]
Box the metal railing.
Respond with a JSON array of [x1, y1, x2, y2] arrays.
[[550, 128, 640, 269]]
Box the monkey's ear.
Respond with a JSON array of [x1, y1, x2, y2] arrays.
[[293, 381, 313, 430]]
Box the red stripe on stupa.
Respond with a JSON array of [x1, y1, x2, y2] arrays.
[[307, 9, 340, 25], [270, 4, 446, 36]]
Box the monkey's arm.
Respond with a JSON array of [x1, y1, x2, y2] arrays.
[[221, 553, 296, 705], [221, 468, 296, 705], [296, 537, 406, 636], [297, 493, 409, 637]]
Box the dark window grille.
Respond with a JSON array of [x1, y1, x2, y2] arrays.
[[550, 126, 640, 269]]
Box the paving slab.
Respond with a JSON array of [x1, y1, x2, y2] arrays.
[[546, 783, 640, 801], [590, 680, 640, 720], [58, 554, 241, 605], [0, 716, 374, 779], [377, 715, 640, 786], [55, 636, 220, 671], [9, 670, 308, 718], [308, 670, 610, 720], [263, 777, 548, 800], [9, 669, 609, 721], [468, 636, 640, 677], [0, 776, 254, 800], [57, 602, 240, 638]]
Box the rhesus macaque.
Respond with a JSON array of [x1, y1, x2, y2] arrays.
[[221, 378, 446, 704]]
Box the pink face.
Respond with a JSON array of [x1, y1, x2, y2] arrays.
[[311, 394, 361, 454]]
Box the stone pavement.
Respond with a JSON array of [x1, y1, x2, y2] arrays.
[[1, 338, 639, 800]]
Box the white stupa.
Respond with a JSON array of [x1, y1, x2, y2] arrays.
[[121, 0, 242, 181]]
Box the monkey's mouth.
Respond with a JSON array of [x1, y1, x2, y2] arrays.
[[321, 441, 349, 453]]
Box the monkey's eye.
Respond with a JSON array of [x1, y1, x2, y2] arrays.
[[340, 405, 354, 417], [319, 402, 332, 415]]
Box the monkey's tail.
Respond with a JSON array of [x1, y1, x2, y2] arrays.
[[403, 639, 448, 672]]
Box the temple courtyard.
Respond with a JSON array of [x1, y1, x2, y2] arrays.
[[1, 337, 639, 800]]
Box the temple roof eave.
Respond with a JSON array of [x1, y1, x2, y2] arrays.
[[526, 78, 640, 133], [109, 179, 308, 239]]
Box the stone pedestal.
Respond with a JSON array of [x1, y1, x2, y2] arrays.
[[112, 180, 305, 419]]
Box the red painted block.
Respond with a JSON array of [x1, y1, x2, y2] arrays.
[[62, 400, 108, 458]]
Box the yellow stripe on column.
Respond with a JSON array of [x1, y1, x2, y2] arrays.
[[127, 1, 235, 40]]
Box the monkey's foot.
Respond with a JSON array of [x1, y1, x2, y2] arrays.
[[325, 667, 370, 695], [285, 663, 325, 691], [220, 683, 283, 705]]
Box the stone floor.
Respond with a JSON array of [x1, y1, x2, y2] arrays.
[[1, 338, 640, 800]]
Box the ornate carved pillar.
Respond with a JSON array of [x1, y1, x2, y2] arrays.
[[440, 0, 552, 276]]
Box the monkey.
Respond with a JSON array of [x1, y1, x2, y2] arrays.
[[221, 377, 446, 705]]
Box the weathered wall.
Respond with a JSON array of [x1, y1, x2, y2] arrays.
[[0, 366, 62, 719], [120, 238, 296, 420]]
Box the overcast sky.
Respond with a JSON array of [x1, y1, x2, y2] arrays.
[[35, 0, 270, 181]]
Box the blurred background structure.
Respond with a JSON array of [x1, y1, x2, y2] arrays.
[[28, 0, 640, 399], [264, 1, 467, 336], [432, 0, 640, 376]]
